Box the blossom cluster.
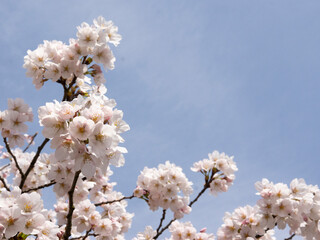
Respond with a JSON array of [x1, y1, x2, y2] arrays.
[[191, 151, 237, 196], [54, 181, 134, 239], [134, 222, 215, 240], [135, 161, 193, 219], [23, 16, 120, 89], [39, 84, 129, 181], [217, 178, 320, 239], [2, 15, 315, 240], [0, 98, 33, 148], [167, 221, 215, 240], [0, 187, 59, 239]]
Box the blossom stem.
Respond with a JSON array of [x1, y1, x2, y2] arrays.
[[63, 170, 81, 240], [22, 180, 56, 193], [156, 209, 167, 234], [285, 234, 295, 240], [23, 132, 38, 153], [94, 194, 135, 206], [189, 169, 218, 207], [0, 163, 10, 171], [3, 137, 24, 178], [19, 138, 50, 189], [0, 175, 10, 191], [154, 218, 176, 239]]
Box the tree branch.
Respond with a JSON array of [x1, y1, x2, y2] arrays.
[[189, 169, 218, 207], [23, 132, 38, 153], [0, 175, 10, 191], [95, 194, 135, 206], [3, 137, 24, 178], [19, 138, 50, 189], [0, 163, 10, 172], [285, 233, 295, 240], [22, 180, 56, 193], [156, 209, 167, 234], [63, 170, 81, 240], [154, 218, 176, 239]]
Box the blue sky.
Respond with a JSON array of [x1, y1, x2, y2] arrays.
[[1, 1, 320, 239]]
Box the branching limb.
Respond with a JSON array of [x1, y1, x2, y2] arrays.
[[189, 169, 218, 207], [95, 194, 135, 206], [19, 138, 50, 189], [22, 180, 56, 193], [156, 209, 167, 234], [285, 233, 295, 240], [0, 175, 10, 191], [23, 132, 38, 153], [154, 218, 176, 239], [4, 137, 24, 178], [0, 163, 10, 172], [63, 170, 81, 240]]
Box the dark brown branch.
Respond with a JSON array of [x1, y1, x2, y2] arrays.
[[95, 194, 135, 206], [0, 163, 10, 172], [156, 209, 167, 234], [189, 169, 218, 207], [154, 218, 176, 239], [0, 175, 10, 191], [22, 180, 56, 193], [19, 138, 50, 189], [63, 170, 81, 240], [23, 132, 38, 153], [4, 137, 24, 177], [69, 233, 97, 240], [285, 233, 295, 240]]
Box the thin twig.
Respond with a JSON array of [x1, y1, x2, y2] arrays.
[[0, 175, 10, 191], [189, 169, 218, 207], [69, 233, 97, 240], [22, 180, 56, 193], [285, 233, 295, 240], [3, 137, 24, 178], [154, 218, 176, 239], [156, 209, 167, 233], [63, 170, 81, 240], [19, 138, 50, 189], [0, 163, 10, 172], [95, 194, 135, 206], [23, 132, 38, 153]]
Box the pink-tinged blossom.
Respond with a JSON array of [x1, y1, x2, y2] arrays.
[[23, 213, 45, 235], [93, 44, 115, 70], [41, 115, 67, 138], [93, 17, 122, 46], [167, 221, 215, 240], [133, 226, 156, 240], [136, 161, 192, 218], [17, 192, 43, 215], [95, 218, 113, 236], [37, 221, 59, 240], [56, 102, 75, 121], [6, 111, 28, 133], [59, 59, 75, 79], [44, 62, 61, 82], [69, 116, 95, 141], [89, 122, 118, 156], [77, 22, 99, 48], [0, 206, 26, 238]]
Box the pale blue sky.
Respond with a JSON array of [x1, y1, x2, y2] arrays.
[[1, 1, 319, 239]]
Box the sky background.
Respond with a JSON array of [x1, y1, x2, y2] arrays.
[[1, 1, 320, 239]]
